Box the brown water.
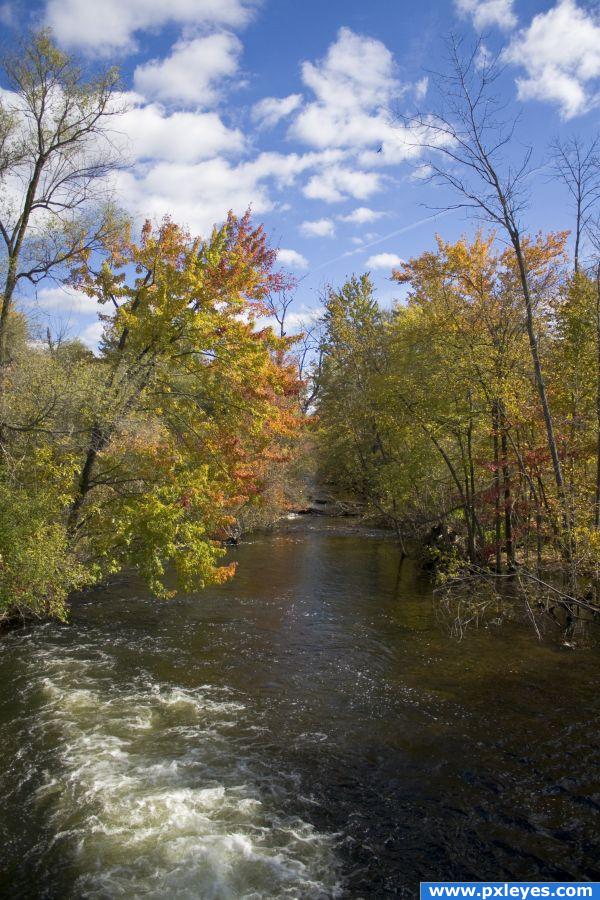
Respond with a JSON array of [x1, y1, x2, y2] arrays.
[[0, 517, 598, 899]]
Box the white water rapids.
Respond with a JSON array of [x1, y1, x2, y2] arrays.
[[19, 640, 341, 899]]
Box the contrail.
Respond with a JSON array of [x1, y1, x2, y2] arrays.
[[310, 209, 453, 273]]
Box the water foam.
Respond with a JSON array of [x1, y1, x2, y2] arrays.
[[24, 645, 341, 899]]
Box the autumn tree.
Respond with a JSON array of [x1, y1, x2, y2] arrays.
[[408, 38, 575, 573], [391, 231, 568, 569], [0, 211, 301, 619]]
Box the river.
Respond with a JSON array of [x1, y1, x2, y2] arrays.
[[0, 517, 598, 899]]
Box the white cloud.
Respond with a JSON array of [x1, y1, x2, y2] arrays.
[[133, 33, 242, 106], [114, 159, 273, 236], [290, 27, 399, 151], [277, 248, 308, 269], [112, 151, 344, 236], [409, 163, 433, 181], [262, 306, 323, 334], [300, 218, 335, 238], [338, 206, 383, 224], [246, 149, 345, 185], [475, 42, 493, 70], [32, 285, 101, 314], [414, 76, 429, 101], [285, 307, 323, 328], [103, 86, 348, 236], [118, 94, 245, 162], [299, 26, 399, 113], [81, 321, 104, 350], [303, 167, 381, 203], [503, 0, 600, 118], [288, 28, 433, 168], [252, 94, 303, 128], [45, 0, 255, 54], [366, 252, 403, 270], [72, 92, 339, 238], [455, 0, 517, 31]]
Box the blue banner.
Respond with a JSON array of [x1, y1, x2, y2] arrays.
[[421, 884, 600, 900]]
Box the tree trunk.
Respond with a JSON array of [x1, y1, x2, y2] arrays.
[[492, 401, 502, 573], [0, 156, 45, 365], [512, 233, 574, 575], [67, 423, 108, 532], [500, 402, 514, 569], [0, 260, 18, 366], [595, 263, 600, 529]]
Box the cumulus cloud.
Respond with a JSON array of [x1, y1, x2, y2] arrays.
[[409, 163, 433, 181], [277, 248, 308, 269], [95, 92, 318, 236], [262, 305, 323, 335], [338, 206, 383, 224], [99, 79, 349, 235], [117, 94, 245, 162], [133, 33, 242, 106], [251, 94, 303, 128], [366, 252, 403, 270], [288, 27, 433, 168], [300, 218, 335, 238], [454, 0, 516, 31], [302, 26, 399, 109], [503, 0, 600, 118], [111, 151, 344, 236], [282, 307, 323, 328], [303, 167, 381, 203], [114, 158, 271, 236], [290, 26, 399, 150], [45, 0, 255, 54]]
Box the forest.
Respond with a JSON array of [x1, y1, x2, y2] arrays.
[[1, 32, 599, 634]]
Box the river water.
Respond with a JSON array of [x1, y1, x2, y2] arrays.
[[0, 517, 598, 899]]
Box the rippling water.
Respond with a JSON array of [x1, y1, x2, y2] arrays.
[[0, 518, 598, 898]]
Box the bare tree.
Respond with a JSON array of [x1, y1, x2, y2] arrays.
[[586, 221, 600, 527], [265, 287, 295, 339], [296, 319, 324, 413], [264, 285, 325, 412], [550, 134, 600, 273], [407, 36, 573, 566], [0, 30, 122, 365]]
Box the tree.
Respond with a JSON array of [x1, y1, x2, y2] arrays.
[[408, 38, 574, 571], [0, 211, 301, 618], [316, 274, 411, 545], [392, 231, 567, 569], [0, 31, 121, 365], [550, 135, 600, 274], [63, 213, 299, 591]]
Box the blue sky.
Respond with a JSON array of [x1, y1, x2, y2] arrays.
[[3, 0, 600, 343]]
